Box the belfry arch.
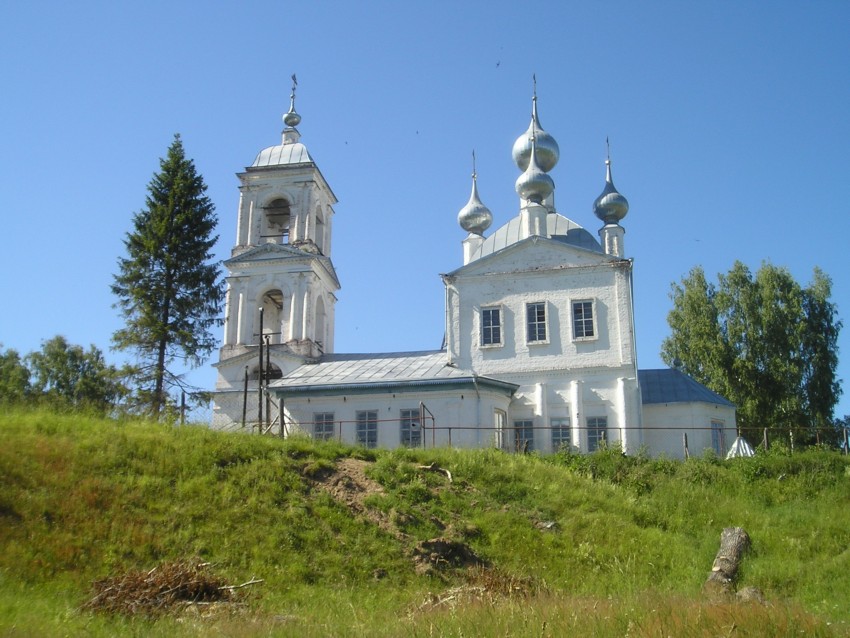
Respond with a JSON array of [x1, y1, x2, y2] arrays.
[[315, 295, 327, 353], [259, 288, 286, 344], [262, 197, 291, 244]]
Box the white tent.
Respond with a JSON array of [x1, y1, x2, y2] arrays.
[[726, 436, 755, 459]]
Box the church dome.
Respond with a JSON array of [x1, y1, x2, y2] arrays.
[[515, 136, 554, 204], [458, 171, 492, 235], [512, 94, 559, 173], [593, 158, 629, 224]]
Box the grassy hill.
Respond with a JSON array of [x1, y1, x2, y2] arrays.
[[1, 408, 849, 636]]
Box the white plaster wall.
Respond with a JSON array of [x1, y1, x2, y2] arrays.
[[279, 387, 513, 450], [641, 402, 737, 459], [448, 254, 634, 377]]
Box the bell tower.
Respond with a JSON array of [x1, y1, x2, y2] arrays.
[[212, 78, 340, 428]]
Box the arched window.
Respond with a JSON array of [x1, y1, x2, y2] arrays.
[[261, 289, 284, 344], [251, 363, 283, 381], [314, 209, 325, 255], [262, 198, 290, 244], [315, 295, 326, 353]]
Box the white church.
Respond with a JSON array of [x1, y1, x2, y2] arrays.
[[211, 82, 736, 459]]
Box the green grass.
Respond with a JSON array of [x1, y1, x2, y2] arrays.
[[1, 406, 849, 636]]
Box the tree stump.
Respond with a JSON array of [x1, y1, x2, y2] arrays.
[[703, 527, 751, 597]]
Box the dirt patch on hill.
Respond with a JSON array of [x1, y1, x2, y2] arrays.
[[412, 537, 488, 575], [311, 458, 484, 574], [311, 457, 397, 536]]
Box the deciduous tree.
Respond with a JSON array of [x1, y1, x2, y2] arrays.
[[0, 345, 30, 404], [25, 336, 126, 413], [661, 262, 842, 440], [112, 134, 223, 418]]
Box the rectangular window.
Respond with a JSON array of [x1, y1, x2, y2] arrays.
[[587, 416, 607, 452], [573, 300, 595, 339], [711, 420, 726, 456], [526, 302, 547, 343], [514, 419, 534, 452], [313, 412, 335, 441], [400, 408, 422, 448], [551, 417, 571, 451], [356, 410, 378, 449], [481, 307, 502, 346], [494, 409, 507, 450]]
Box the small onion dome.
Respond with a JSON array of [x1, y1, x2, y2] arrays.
[[593, 158, 629, 224], [458, 171, 493, 235], [515, 136, 555, 204], [512, 94, 559, 173], [283, 75, 301, 128], [283, 100, 301, 128]]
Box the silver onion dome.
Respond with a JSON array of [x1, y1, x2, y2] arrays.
[[458, 155, 493, 235], [515, 134, 555, 204], [283, 74, 301, 128], [512, 92, 559, 173], [593, 158, 629, 224]]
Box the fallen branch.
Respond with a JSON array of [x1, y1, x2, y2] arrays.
[[417, 462, 453, 483], [219, 578, 264, 591]]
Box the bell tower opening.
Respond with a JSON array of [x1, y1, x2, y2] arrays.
[[261, 289, 285, 344], [314, 209, 326, 255], [262, 198, 291, 244], [251, 362, 283, 381]]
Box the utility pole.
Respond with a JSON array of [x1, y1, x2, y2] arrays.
[[241, 366, 249, 429], [265, 334, 271, 432], [257, 307, 264, 433]]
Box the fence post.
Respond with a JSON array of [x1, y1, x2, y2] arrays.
[[763, 428, 769, 452], [682, 432, 690, 459]]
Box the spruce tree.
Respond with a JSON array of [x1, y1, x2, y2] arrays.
[[112, 134, 223, 418]]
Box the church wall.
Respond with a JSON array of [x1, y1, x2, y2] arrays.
[[279, 387, 514, 450], [450, 263, 633, 376], [504, 372, 641, 454], [641, 402, 736, 459]]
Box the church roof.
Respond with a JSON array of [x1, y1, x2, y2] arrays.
[[639, 369, 734, 407], [269, 350, 518, 395], [251, 141, 313, 168], [470, 213, 602, 261]]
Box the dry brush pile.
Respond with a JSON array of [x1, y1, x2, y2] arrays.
[[83, 558, 261, 617]]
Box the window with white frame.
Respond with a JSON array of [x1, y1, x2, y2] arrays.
[[572, 300, 596, 340], [514, 419, 534, 452], [526, 302, 547, 343], [481, 306, 502, 346], [587, 416, 607, 452], [551, 416, 571, 451], [711, 420, 726, 456], [400, 408, 422, 448], [356, 410, 378, 448], [313, 412, 335, 441]]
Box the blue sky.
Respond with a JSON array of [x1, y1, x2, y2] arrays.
[[1, 1, 848, 421]]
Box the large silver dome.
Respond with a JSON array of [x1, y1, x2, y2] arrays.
[[515, 137, 554, 204], [512, 96, 559, 173]]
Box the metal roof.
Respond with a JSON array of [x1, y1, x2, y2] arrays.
[[251, 142, 313, 168], [269, 350, 517, 395], [470, 213, 602, 261], [639, 369, 734, 407]]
